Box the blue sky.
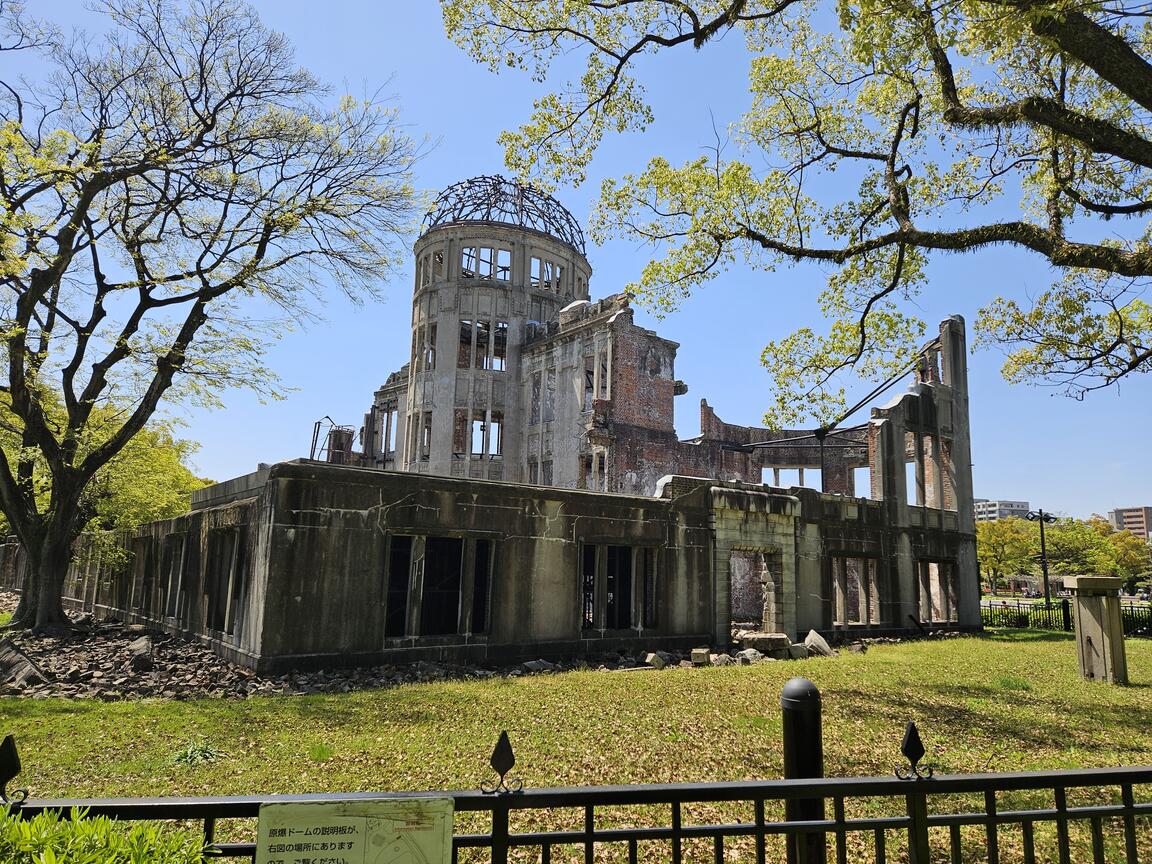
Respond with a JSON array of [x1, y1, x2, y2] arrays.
[[30, 1, 1152, 519]]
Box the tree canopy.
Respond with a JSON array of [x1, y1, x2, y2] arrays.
[[976, 515, 1152, 591], [0, 0, 420, 628], [444, 0, 1152, 426]]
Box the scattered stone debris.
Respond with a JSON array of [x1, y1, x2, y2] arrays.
[[804, 629, 837, 658], [0, 589, 944, 702]]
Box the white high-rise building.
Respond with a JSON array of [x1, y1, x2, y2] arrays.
[[973, 499, 1031, 522]]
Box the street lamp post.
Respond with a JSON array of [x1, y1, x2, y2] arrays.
[[1026, 509, 1059, 607]]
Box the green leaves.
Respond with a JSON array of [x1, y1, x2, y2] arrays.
[[0, 809, 204, 864], [444, 0, 1152, 419]]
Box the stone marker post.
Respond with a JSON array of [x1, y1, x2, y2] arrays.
[[1064, 576, 1129, 685]]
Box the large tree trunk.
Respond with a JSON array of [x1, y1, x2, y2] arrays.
[[5, 485, 82, 631], [32, 534, 72, 629], [6, 530, 73, 631]]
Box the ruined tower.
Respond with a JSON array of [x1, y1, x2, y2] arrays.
[[361, 176, 592, 481]]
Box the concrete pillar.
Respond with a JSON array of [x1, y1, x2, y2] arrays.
[[1065, 576, 1129, 684]]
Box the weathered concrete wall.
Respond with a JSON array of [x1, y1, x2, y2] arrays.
[[257, 462, 714, 669], [0, 496, 267, 668]]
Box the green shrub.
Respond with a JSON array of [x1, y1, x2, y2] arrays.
[[171, 739, 224, 767], [0, 808, 204, 864]]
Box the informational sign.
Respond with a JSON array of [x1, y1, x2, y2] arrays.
[[255, 798, 454, 864]]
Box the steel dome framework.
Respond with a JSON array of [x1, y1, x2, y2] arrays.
[[421, 175, 586, 255]]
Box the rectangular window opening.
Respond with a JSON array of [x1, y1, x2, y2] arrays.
[[832, 556, 885, 627], [424, 322, 437, 371], [461, 247, 478, 279], [605, 545, 633, 630], [471, 412, 485, 456], [420, 412, 432, 461], [581, 545, 596, 630], [475, 320, 490, 369], [541, 459, 553, 486], [472, 538, 491, 634], [478, 247, 495, 279], [458, 319, 473, 369], [420, 537, 464, 636], [384, 406, 397, 454], [385, 535, 412, 638], [495, 249, 511, 281], [489, 411, 503, 456], [493, 322, 508, 371]]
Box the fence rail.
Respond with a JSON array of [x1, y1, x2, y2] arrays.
[[12, 768, 1152, 863], [980, 600, 1152, 636]]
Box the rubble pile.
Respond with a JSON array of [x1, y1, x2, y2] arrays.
[[0, 591, 920, 702]]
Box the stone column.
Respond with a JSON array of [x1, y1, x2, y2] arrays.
[[1065, 576, 1129, 684]]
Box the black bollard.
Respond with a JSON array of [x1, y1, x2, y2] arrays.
[[781, 677, 827, 864]]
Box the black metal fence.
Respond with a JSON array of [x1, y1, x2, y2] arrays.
[[981, 600, 1152, 636], [4, 680, 1152, 863], [11, 769, 1152, 864]]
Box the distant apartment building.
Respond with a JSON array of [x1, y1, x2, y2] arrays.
[[973, 499, 1031, 522], [1108, 506, 1152, 539]]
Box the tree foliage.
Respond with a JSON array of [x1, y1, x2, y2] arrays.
[[0, 396, 209, 537], [444, 0, 1152, 425], [976, 514, 1152, 590], [976, 517, 1034, 591], [0, 0, 420, 628]]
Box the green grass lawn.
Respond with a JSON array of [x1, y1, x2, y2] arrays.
[[2, 631, 1151, 802]]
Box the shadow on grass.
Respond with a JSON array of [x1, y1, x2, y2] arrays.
[[977, 628, 1076, 643]]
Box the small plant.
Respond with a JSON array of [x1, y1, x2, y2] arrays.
[[307, 743, 334, 762], [171, 739, 224, 767], [0, 808, 204, 863]]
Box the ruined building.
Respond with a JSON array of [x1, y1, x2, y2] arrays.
[[0, 177, 980, 672]]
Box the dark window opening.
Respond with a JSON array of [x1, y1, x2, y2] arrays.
[[205, 527, 246, 635], [605, 545, 633, 629], [161, 534, 186, 620], [458, 319, 473, 368], [472, 538, 491, 634], [541, 460, 553, 486], [132, 537, 156, 615], [423, 322, 437, 371], [385, 536, 412, 638], [582, 544, 596, 630], [419, 412, 432, 461], [420, 537, 463, 636], [641, 547, 657, 628]]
